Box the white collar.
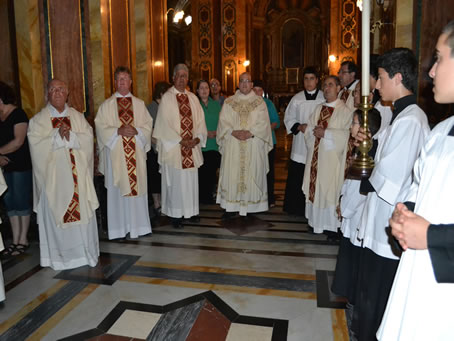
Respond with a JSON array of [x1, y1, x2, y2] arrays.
[[48, 103, 68, 117], [115, 92, 132, 98], [324, 99, 338, 108]]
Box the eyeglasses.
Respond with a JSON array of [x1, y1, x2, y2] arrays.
[[239, 79, 252, 84], [49, 87, 68, 94], [210, 83, 219, 88]]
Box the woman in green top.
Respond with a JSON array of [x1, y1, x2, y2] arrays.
[[196, 80, 221, 204]]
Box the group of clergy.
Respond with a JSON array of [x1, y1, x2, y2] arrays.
[[25, 64, 275, 271]]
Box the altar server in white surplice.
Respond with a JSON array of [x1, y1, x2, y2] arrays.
[[378, 21, 454, 341], [216, 72, 272, 218], [95, 66, 153, 240], [283, 66, 324, 217], [28, 79, 99, 270], [351, 48, 430, 341], [153, 64, 207, 229], [303, 75, 353, 235], [0, 169, 6, 300]]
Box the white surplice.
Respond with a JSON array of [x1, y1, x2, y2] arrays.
[[153, 86, 207, 218], [284, 89, 325, 164], [357, 104, 430, 259], [0, 169, 6, 301], [303, 99, 353, 233], [340, 179, 365, 246], [95, 93, 153, 239], [216, 90, 273, 215], [28, 104, 100, 270], [377, 117, 454, 341]]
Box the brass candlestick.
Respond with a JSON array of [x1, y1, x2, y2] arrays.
[[348, 95, 375, 179]]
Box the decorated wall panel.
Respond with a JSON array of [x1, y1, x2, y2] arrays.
[[42, 0, 92, 115]]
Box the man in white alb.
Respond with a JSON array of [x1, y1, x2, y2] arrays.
[[216, 72, 272, 218], [153, 64, 207, 229], [283, 66, 324, 217], [28, 79, 99, 270], [95, 66, 153, 239]]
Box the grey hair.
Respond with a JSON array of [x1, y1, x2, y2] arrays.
[[442, 20, 454, 57], [173, 63, 189, 77]]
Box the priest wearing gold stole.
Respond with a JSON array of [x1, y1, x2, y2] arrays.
[[28, 79, 99, 270], [153, 64, 207, 229], [96, 66, 153, 239], [216, 72, 273, 218], [303, 76, 353, 236]]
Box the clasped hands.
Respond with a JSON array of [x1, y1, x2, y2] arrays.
[[118, 124, 138, 137], [231, 130, 253, 140], [58, 125, 71, 141], [180, 137, 200, 149], [389, 202, 430, 251]]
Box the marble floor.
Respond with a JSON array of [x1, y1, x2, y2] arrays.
[[0, 120, 348, 340]]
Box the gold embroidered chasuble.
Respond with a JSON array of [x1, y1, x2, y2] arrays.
[[95, 94, 153, 196], [216, 90, 273, 215], [28, 104, 99, 228]]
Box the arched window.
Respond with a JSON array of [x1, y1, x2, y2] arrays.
[[282, 19, 304, 68]]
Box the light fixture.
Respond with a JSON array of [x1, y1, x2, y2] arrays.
[[184, 15, 192, 26], [357, 0, 363, 11], [154, 61, 163, 67], [328, 55, 337, 63], [243, 60, 250, 67], [173, 10, 184, 23]]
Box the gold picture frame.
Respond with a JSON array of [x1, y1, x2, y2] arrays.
[[286, 68, 299, 85]]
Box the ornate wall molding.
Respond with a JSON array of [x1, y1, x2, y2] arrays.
[[198, 3, 212, 58], [222, 0, 236, 57]]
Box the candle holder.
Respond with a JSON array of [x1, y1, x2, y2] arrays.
[[348, 95, 375, 179]]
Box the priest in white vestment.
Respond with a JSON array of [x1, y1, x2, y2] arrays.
[[95, 66, 153, 239], [378, 24, 454, 341], [216, 72, 273, 218], [283, 67, 325, 216], [303, 75, 353, 234], [28, 79, 99, 270], [153, 64, 207, 229], [338, 61, 359, 110], [0, 169, 7, 300]]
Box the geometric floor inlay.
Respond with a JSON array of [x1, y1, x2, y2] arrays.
[[60, 291, 288, 340]]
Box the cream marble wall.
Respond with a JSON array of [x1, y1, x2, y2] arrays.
[[14, 0, 44, 117], [395, 0, 414, 49], [89, 0, 106, 113]]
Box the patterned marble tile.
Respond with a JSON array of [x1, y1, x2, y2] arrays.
[[61, 291, 288, 340], [54, 252, 140, 285]]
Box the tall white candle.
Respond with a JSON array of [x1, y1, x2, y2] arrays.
[[361, 0, 370, 96]]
